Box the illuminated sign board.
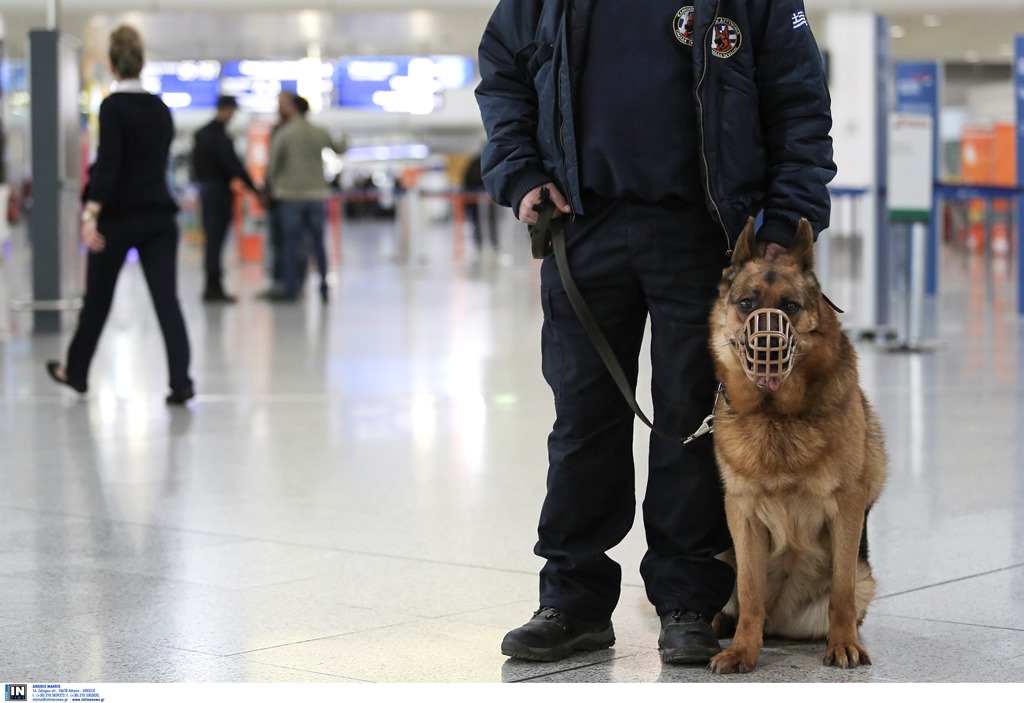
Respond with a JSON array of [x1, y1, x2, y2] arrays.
[[132, 55, 475, 114], [335, 55, 474, 114], [139, 59, 330, 112], [141, 60, 221, 110], [221, 59, 333, 113]]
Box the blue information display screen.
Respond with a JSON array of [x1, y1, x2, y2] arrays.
[[135, 55, 475, 114], [334, 55, 474, 113], [141, 61, 222, 110]]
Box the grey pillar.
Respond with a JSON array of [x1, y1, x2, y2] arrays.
[[27, 29, 82, 332]]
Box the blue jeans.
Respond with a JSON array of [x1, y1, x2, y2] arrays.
[[278, 200, 328, 297]]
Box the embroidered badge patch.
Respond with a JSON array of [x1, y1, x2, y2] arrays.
[[710, 17, 742, 58], [673, 6, 696, 46]]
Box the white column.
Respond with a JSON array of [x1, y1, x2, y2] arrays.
[[823, 11, 888, 332]]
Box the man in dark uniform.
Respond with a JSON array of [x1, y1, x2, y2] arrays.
[[476, 0, 836, 665], [191, 95, 257, 303], [462, 151, 498, 251]]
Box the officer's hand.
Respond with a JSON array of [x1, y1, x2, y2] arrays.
[[758, 242, 787, 261], [519, 183, 571, 225]]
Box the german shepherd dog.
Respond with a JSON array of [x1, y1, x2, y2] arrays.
[[706, 218, 887, 674]]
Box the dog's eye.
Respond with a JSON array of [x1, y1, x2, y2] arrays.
[[737, 299, 753, 312], [782, 301, 801, 315]]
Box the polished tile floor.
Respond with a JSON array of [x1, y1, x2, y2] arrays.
[[1, 212, 1024, 686]]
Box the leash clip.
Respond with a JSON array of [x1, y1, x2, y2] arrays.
[[682, 383, 726, 445], [683, 414, 714, 445]]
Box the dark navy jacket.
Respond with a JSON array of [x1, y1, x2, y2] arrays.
[[192, 119, 256, 191], [475, 0, 837, 249]]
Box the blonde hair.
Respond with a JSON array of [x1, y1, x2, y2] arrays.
[[109, 25, 144, 79]]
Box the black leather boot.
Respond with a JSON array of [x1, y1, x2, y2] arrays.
[[659, 609, 721, 665], [501, 607, 614, 662]]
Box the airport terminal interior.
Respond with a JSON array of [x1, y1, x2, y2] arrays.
[[2, 0, 1024, 688]]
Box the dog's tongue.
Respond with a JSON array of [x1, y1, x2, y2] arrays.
[[757, 376, 782, 392], [769, 378, 781, 392]]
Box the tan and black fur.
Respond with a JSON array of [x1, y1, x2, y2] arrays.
[[707, 218, 887, 674]]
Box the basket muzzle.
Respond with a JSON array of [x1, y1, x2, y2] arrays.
[[737, 308, 798, 391]]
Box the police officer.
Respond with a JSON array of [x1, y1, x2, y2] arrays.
[[191, 95, 257, 303], [475, 0, 835, 665]]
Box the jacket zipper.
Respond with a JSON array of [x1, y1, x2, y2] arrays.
[[695, 1, 732, 257], [557, 63, 576, 219]]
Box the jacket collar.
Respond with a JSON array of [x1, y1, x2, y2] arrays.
[[111, 78, 147, 94]]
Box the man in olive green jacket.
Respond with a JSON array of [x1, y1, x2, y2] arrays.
[[267, 93, 342, 302]]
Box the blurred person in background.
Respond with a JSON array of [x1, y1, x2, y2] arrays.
[[46, 24, 194, 405], [265, 92, 339, 303], [256, 104, 299, 299], [191, 94, 258, 303], [462, 150, 498, 252]]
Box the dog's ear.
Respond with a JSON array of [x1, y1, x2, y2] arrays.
[[792, 218, 815, 271], [730, 217, 758, 267]]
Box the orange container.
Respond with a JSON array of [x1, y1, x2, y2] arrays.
[[238, 234, 263, 262], [992, 123, 1016, 187], [961, 128, 993, 184]]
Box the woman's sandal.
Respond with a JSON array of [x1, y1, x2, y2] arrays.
[[165, 388, 195, 406]]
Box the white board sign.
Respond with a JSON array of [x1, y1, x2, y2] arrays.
[[887, 113, 934, 221]]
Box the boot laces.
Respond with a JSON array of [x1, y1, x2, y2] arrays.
[[671, 609, 702, 623], [536, 606, 563, 620]]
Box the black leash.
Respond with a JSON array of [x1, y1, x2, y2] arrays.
[[529, 189, 713, 445]]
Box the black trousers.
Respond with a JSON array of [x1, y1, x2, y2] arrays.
[[64, 213, 192, 395], [536, 198, 735, 622], [199, 182, 232, 289]]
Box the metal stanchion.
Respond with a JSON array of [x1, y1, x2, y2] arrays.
[[404, 188, 426, 266], [886, 219, 939, 353], [885, 113, 938, 353]]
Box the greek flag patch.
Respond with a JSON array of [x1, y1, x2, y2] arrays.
[[792, 11, 809, 29]]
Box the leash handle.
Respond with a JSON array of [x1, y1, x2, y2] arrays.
[[528, 187, 555, 259]]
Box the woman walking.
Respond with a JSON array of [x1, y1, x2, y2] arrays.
[[46, 24, 194, 404]]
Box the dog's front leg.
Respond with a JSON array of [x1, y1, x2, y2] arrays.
[[824, 489, 871, 668], [710, 496, 768, 674]]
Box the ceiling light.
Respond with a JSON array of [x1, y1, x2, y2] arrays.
[[964, 50, 981, 63], [922, 15, 942, 28], [890, 25, 906, 39]]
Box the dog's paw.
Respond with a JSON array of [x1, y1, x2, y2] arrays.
[[710, 647, 759, 674], [823, 641, 872, 668]]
